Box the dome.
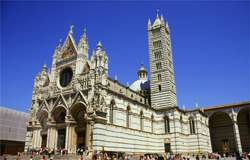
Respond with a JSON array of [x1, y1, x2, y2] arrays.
[[129, 79, 150, 92]]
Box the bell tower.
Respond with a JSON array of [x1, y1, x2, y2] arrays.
[[148, 13, 177, 109]]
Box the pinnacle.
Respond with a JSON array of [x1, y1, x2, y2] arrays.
[[97, 41, 103, 48], [69, 25, 74, 34]]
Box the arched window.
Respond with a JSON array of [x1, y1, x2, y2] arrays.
[[110, 100, 115, 124], [126, 106, 130, 128], [189, 117, 196, 134], [164, 116, 170, 133], [158, 74, 162, 81], [158, 85, 162, 92], [151, 114, 154, 133], [140, 110, 144, 131], [180, 115, 183, 132]]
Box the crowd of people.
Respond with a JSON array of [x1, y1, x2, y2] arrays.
[[3, 148, 250, 160]]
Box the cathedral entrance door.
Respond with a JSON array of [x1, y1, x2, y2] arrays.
[[41, 135, 47, 148], [57, 128, 66, 149], [75, 110, 87, 150], [71, 103, 87, 151], [164, 143, 171, 153], [76, 128, 86, 149]]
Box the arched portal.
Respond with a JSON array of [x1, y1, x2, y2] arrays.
[[237, 107, 250, 152], [209, 112, 236, 155], [71, 103, 87, 150], [52, 106, 67, 149], [38, 111, 48, 148]]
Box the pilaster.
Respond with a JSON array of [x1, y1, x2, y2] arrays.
[[65, 119, 77, 153], [32, 123, 42, 149], [85, 120, 95, 151], [231, 111, 242, 154], [47, 120, 57, 149]]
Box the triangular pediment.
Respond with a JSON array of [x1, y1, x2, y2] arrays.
[[38, 99, 49, 112], [53, 94, 68, 108], [82, 61, 90, 74], [61, 33, 78, 59], [71, 91, 88, 106]]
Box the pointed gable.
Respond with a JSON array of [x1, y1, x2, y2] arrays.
[[61, 26, 78, 59], [53, 94, 68, 109]]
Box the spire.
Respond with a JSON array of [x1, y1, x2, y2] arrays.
[[153, 10, 163, 27], [96, 41, 103, 50], [148, 19, 151, 25], [166, 21, 169, 28], [83, 27, 87, 39], [148, 19, 151, 29], [156, 9, 160, 18], [160, 14, 165, 25], [165, 21, 170, 33], [78, 27, 88, 47], [69, 25, 74, 35], [42, 64, 47, 72]]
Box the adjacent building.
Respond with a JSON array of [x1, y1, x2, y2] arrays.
[[0, 107, 29, 155]]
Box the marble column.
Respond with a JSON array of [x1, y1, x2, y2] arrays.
[[47, 121, 58, 149], [232, 112, 242, 154], [65, 120, 77, 153], [32, 124, 42, 148]]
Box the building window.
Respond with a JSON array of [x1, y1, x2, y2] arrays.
[[153, 40, 162, 48], [158, 85, 162, 92], [156, 62, 162, 70], [180, 115, 183, 132], [154, 51, 162, 60], [110, 100, 115, 124], [60, 67, 73, 87], [158, 74, 162, 81], [140, 110, 143, 131], [189, 117, 196, 134], [151, 115, 154, 133], [164, 116, 170, 133], [126, 106, 130, 128]]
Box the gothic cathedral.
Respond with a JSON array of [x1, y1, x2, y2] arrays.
[[25, 14, 212, 154]]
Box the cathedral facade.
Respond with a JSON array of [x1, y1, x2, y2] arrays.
[[25, 14, 212, 154]]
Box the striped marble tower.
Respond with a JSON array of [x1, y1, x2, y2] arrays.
[[148, 13, 177, 110]]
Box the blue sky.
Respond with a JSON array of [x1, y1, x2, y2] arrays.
[[1, 1, 249, 112]]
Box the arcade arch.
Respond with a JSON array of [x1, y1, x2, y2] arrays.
[[237, 107, 250, 152], [51, 106, 67, 149], [209, 111, 236, 155], [38, 110, 48, 148], [70, 102, 88, 150]]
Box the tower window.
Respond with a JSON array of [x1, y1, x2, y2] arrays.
[[153, 40, 162, 48], [154, 51, 162, 60], [158, 74, 162, 81], [156, 62, 162, 70], [164, 116, 170, 133], [158, 85, 162, 92]]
